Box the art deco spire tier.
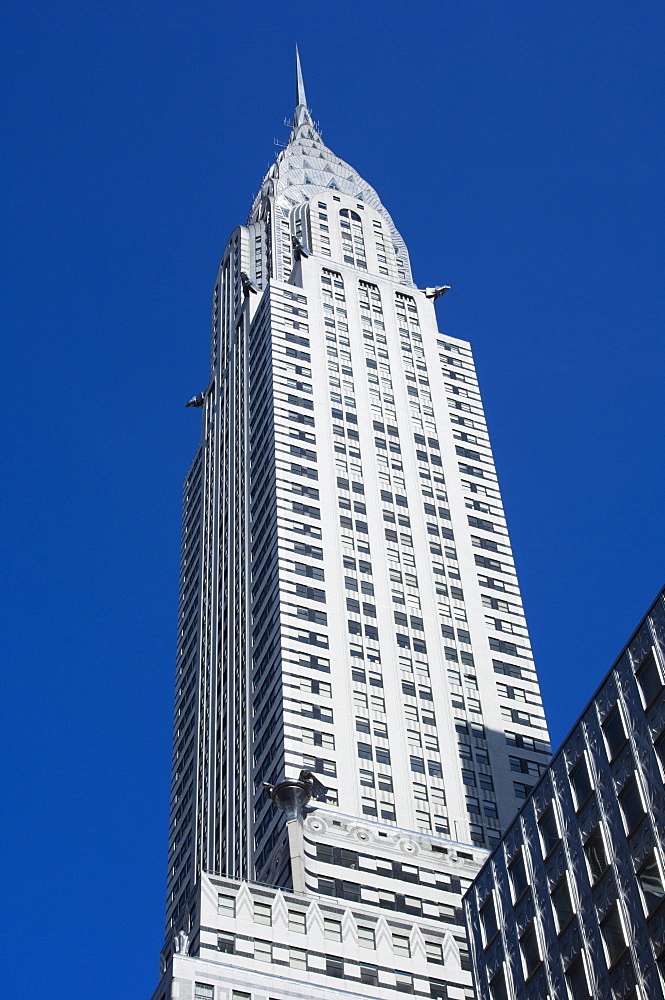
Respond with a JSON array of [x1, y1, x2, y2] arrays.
[[248, 50, 414, 285]]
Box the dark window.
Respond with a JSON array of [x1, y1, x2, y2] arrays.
[[291, 463, 318, 482], [489, 968, 508, 1000], [295, 603, 327, 625], [295, 584, 325, 603], [494, 659, 522, 678], [636, 651, 663, 706], [340, 880, 361, 901], [293, 541, 323, 560], [376, 748, 391, 765], [360, 964, 378, 986], [318, 876, 336, 896], [429, 979, 447, 999], [619, 775, 644, 832], [636, 851, 665, 914], [287, 394, 313, 410], [480, 895, 498, 945], [489, 637, 518, 655], [468, 515, 495, 531], [584, 827, 608, 883], [602, 707, 627, 759], [569, 758, 593, 810], [566, 956, 590, 1000], [326, 956, 344, 978], [217, 933, 234, 953], [600, 904, 626, 965], [539, 805, 560, 856], [395, 972, 414, 993], [509, 851, 528, 901], [293, 501, 320, 519], [410, 756, 425, 773], [520, 921, 541, 978], [551, 877, 574, 932], [657, 732, 665, 769], [316, 842, 334, 864]]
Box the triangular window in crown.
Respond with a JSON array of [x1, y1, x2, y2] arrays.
[[324, 164, 334, 173], [303, 159, 312, 168], [304, 175, 312, 185], [328, 180, 340, 190]]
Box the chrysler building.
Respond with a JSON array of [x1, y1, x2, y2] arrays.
[[150, 52, 550, 1000]]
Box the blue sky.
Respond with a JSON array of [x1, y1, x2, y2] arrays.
[[1, 2, 663, 997]]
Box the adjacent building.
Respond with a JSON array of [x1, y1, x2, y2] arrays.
[[464, 587, 665, 1000], [150, 53, 551, 1000]]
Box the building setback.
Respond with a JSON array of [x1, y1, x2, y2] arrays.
[[464, 587, 665, 1000], [150, 53, 550, 1000]]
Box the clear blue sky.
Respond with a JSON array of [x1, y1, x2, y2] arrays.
[[1, 2, 663, 997]]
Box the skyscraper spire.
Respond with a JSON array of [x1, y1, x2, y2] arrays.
[[295, 44, 307, 109], [292, 45, 314, 128]]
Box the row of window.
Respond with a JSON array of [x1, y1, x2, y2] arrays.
[[281, 270, 540, 836], [479, 650, 665, 996], [197, 969, 464, 1000]]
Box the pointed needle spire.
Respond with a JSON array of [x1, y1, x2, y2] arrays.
[[290, 45, 315, 134], [295, 44, 307, 109]]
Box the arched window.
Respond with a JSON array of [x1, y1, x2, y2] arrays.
[[339, 209, 366, 269]]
